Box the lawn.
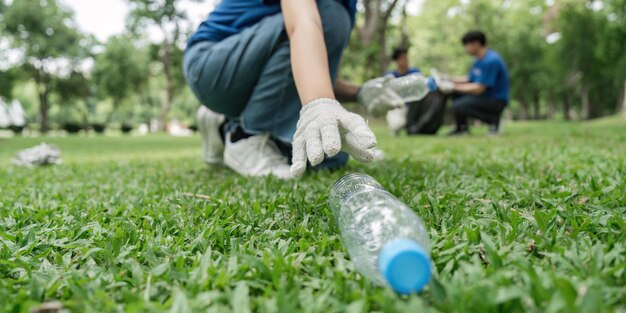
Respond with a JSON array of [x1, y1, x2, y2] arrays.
[[1, 120, 625, 313]]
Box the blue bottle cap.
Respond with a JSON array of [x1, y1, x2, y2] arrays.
[[379, 238, 431, 294]]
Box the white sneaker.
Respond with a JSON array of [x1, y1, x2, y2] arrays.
[[197, 106, 226, 164], [223, 133, 294, 180]]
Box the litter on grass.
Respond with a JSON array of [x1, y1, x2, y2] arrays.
[[12, 143, 62, 168]]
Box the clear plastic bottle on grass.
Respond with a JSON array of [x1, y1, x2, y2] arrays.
[[386, 74, 433, 103], [328, 173, 432, 294]]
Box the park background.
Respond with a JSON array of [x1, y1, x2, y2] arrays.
[[1, 1, 626, 313], [1, 0, 626, 133]]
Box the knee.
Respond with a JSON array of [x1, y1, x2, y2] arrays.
[[318, 0, 351, 52], [452, 99, 468, 114]]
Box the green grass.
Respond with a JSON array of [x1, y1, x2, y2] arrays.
[[1, 120, 625, 313]]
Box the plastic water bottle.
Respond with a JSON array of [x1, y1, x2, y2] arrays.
[[386, 74, 433, 103], [329, 173, 431, 294]]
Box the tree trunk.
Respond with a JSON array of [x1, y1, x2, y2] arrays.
[[581, 85, 591, 120], [563, 94, 571, 120], [82, 103, 90, 128], [38, 86, 50, 133], [358, 0, 382, 45], [358, 0, 403, 76], [546, 93, 555, 119], [35, 65, 51, 134], [621, 79, 626, 120], [532, 92, 541, 119], [158, 41, 174, 132], [378, 25, 389, 74], [518, 93, 529, 120], [377, 0, 402, 74], [399, 8, 410, 49], [107, 99, 120, 124]]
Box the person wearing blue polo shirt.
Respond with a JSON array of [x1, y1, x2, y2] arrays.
[[449, 31, 510, 135], [185, 0, 404, 179], [384, 47, 422, 135], [386, 48, 421, 78]]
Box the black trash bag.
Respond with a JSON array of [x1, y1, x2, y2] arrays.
[[406, 91, 449, 135]]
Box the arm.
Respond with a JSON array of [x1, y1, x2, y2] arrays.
[[454, 82, 487, 95], [334, 79, 360, 102], [282, 0, 334, 104], [456, 61, 498, 96], [282, 0, 377, 177], [451, 76, 470, 83]]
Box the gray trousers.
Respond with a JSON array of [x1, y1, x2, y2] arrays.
[[184, 0, 351, 144], [184, 0, 352, 169]]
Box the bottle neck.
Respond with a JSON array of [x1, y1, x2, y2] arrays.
[[329, 173, 385, 215], [331, 173, 383, 197]]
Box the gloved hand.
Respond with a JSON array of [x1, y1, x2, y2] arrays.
[[430, 68, 455, 94], [291, 98, 377, 177], [427, 76, 455, 94], [427, 77, 438, 92], [357, 77, 405, 117], [438, 79, 455, 94]]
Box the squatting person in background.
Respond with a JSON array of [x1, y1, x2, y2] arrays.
[[384, 47, 422, 136], [385, 47, 452, 136], [448, 31, 510, 135]]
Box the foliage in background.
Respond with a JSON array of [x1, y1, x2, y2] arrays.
[[126, 0, 200, 131], [0, 68, 17, 100], [341, 0, 409, 82], [1, 0, 625, 132], [93, 36, 150, 123], [2, 0, 90, 132]]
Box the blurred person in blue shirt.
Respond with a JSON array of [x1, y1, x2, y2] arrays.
[[386, 47, 421, 78], [384, 47, 450, 136], [448, 31, 510, 135]]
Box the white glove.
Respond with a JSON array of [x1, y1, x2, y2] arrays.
[[438, 79, 455, 94], [430, 68, 455, 94], [291, 98, 377, 177], [357, 77, 405, 117]]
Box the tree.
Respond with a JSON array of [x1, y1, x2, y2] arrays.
[[0, 1, 15, 100], [0, 69, 16, 100], [3, 0, 87, 132], [622, 80, 626, 119], [495, 0, 550, 120], [93, 36, 150, 122], [554, 1, 625, 119], [603, 0, 626, 117], [53, 70, 93, 126], [358, 0, 408, 74], [341, 0, 410, 81], [126, 0, 199, 131], [405, 0, 471, 76]]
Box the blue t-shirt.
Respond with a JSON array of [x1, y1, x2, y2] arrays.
[[468, 49, 509, 102], [188, 0, 357, 47], [386, 67, 421, 78]]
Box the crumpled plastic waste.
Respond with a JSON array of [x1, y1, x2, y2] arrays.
[[12, 143, 62, 167]]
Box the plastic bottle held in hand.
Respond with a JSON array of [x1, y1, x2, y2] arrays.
[[329, 173, 431, 294], [386, 74, 430, 103]]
